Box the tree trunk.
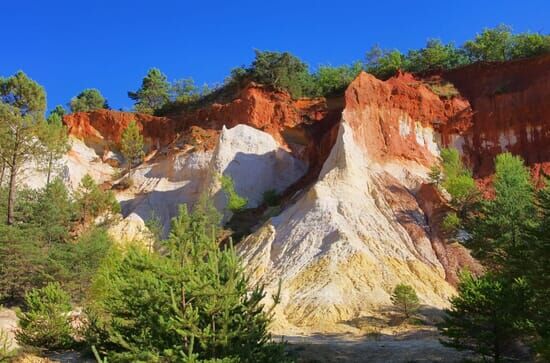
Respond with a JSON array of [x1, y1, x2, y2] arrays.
[[46, 153, 53, 185], [0, 162, 5, 187], [7, 165, 17, 225]]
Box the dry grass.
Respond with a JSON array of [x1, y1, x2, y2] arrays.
[[426, 81, 460, 99]]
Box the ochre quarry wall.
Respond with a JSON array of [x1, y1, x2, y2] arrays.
[[440, 55, 550, 179]]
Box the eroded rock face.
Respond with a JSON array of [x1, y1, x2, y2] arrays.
[[237, 72, 479, 333], [238, 122, 456, 332], [64, 109, 178, 154], [440, 55, 550, 177], [55, 56, 550, 334], [206, 125, 307, 220], [118, 124, 306, 235]]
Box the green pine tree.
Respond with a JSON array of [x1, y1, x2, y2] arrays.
[[469, 153, 535, 272], [69, 89, 107, 113], [128, 68, 170, 114], [0, 71, 47, 224], [391, 283, 420, 319], [439, 272, 530, 363], [87, 198, 290, 362], [120, 120, 144, 180]]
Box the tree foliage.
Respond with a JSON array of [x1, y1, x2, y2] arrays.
[[439, 273, 530, 363], [469, 153, 535, 271], [220, 175, 247, 212], [0, 71, 47, 224], [87, 200, 290, 362], [69, 89, 107, 113], [128, 68, 171, 114], [74, 174, 120, 224], [41, 110, 70, 184], [16, 282, 75, 350], [120, 120, 144, 178], [390, 283, 420, 319]]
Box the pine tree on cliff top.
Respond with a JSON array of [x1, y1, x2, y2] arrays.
[[128, 68, 170, 114]]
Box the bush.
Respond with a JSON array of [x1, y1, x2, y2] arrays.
[[365, 46, 405, 79], [247, 50, 312, 98], [220, 175, 248, 212], [439, 148, 478, 208], [391, 283, 420, 319], [69, 89, 107, 113], [0, 326, 14, 362], [406, 39, 468, 73], [442, 212, 461, 235], [74, 174, 120, 223], [16, 282, 75, 350], [309, 62, 363, 97]]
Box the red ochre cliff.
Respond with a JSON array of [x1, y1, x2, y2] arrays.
[[440, 54, 550, 179]]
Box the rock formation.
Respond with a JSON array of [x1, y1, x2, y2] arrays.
[[56, 55, 550, 334]]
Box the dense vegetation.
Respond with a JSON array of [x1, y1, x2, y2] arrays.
[[366, 25, 550, 79], [123, 25, 550, 116], [434, 150, 550, 362]]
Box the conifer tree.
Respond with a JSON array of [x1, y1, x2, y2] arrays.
[[439, 272, 530, 363], [0, 71, 47, 224], [469, 153, 535, 272], [391, 283, 420, 319], [128, 68, 170, 114], [41, 111, 69, 184], [69, 89, 107, 113], [120, 120, 144, 180], [88, 198, 289, 362]]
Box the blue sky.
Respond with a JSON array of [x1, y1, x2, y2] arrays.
[[1, 0, 548, 112]]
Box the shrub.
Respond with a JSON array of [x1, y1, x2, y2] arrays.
[[220, 175, 247, 212], [442, 212, 461, 236], [510, 32, 550, 59], [74, 174, 120, 223], [365, 46, 405, 79], [69, 89, 107, 113], [406, 39, 468, 73], [309, 62, 363, 97], [247, 50, 312, 98], [0, 326, 14, 362], [391, 283, 420, 319], [439, 148, 478, 209], [16, 282, 75, 350]]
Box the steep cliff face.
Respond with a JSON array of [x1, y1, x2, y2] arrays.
[[439, 55, 550, 178], [64, 109, 178, 153], [58, 56, 550, 334], [237, 72, 478, 333]]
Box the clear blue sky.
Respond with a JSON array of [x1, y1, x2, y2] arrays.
[[1, 0, 548, 112]]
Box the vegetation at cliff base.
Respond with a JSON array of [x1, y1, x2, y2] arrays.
[[436, 150, 550, 362], [391, 283, 420, 319]]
